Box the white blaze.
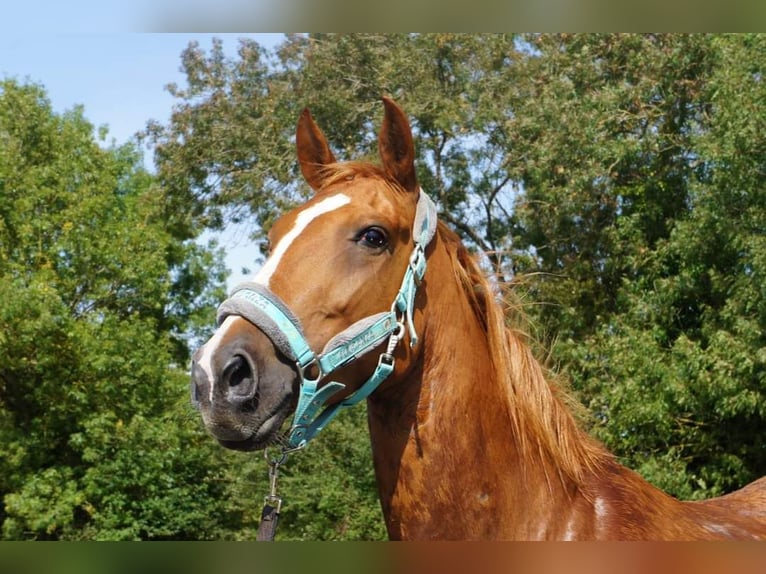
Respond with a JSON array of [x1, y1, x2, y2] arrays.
[[253, 193, 351, 286]]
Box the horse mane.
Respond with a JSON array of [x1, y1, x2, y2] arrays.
[[437, 222, 611, 487]]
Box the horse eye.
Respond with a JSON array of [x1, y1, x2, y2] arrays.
[[357, 227, 389, 249]]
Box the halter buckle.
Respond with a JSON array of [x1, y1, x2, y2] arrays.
[[409, 245, 426, 285]]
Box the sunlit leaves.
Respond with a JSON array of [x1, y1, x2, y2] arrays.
[[0, 79, 227, 539]]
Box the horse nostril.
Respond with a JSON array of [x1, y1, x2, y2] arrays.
[[222, 355, 257, 403], [223, 355, 248, 387]]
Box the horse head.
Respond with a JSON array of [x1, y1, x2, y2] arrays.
[[190, 98, 435, 451]]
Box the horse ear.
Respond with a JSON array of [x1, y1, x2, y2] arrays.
[[379, 97, 418, 193], [296, 108, 337, 191]]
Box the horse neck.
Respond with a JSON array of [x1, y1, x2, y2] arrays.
[[366, 228, 608, 540]]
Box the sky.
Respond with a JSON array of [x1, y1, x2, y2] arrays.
[[1, 32, 285, 291]]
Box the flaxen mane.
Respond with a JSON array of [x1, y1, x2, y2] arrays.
[[438, 221, 611, 486]]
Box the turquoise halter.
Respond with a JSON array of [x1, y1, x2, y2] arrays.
[[216, 191, 438, 451]]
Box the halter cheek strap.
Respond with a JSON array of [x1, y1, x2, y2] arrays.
[[216, 190, 438, 451]]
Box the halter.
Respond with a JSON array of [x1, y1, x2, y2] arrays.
[[216, 190, 438, 452]]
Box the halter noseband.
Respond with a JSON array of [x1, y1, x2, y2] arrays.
[[216, 190, 438, 451]]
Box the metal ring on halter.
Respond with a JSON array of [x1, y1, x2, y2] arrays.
[[298, 357, 322, 385], [264, 447, 289, 467]]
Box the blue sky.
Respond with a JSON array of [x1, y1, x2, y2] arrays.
[[0, 33, 283, 146], [1, 32, 285, 290]]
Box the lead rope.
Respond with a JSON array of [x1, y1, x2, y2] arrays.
[[256, 449, 287, 541]]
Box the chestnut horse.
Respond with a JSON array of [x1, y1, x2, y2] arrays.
[[191, 97, 766, 540]]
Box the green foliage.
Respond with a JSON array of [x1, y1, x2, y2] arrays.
[[540, 34, 766, 498], [144, 34, 522, 272], [74, 399, 231, 540], [149, 33, 766, 513], [4, 33, 766, 541], [0, 79, 230, 539]]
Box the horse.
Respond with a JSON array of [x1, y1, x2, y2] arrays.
[[190, 97, 766, 540]]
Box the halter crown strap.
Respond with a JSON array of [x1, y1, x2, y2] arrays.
[[217, 190, 438, 450]]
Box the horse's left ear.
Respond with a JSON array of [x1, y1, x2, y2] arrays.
[[379, 97, 418, 193]]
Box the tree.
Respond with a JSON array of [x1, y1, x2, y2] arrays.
[[555, 34, 766, 498], [146, 33, 766, 533], [0, 79, 233, 539]]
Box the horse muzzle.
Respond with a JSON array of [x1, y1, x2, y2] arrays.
[[190, 319, 300, 451]]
